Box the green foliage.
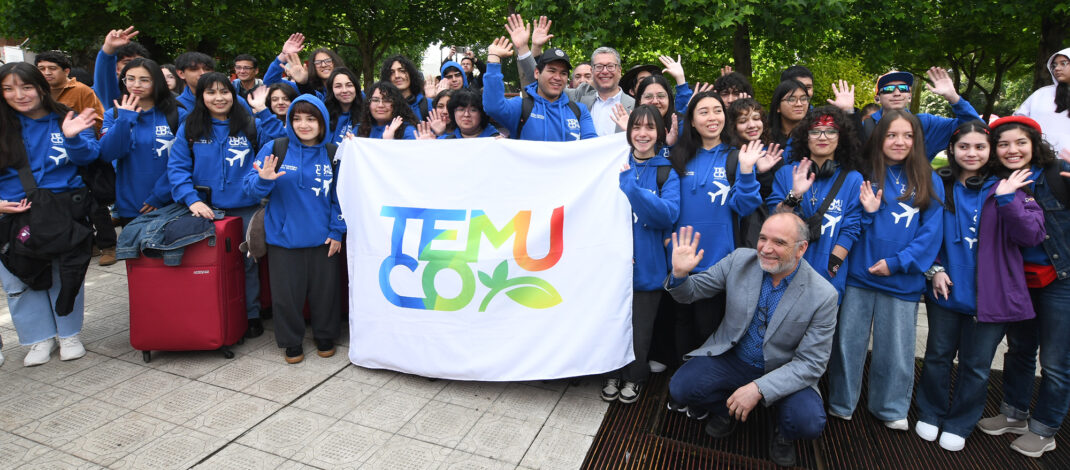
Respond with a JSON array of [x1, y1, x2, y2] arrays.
[[752, 53, 876, 108]]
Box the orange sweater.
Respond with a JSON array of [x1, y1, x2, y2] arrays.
[[51, 77, 105, 134]]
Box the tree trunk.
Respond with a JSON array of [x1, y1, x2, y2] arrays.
[[1034, 14, 1069, 90], [360, 46, 376, 91], [732, 21, 752, 78]]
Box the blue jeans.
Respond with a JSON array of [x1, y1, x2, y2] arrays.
[[224, 206, 261, 320], [915, 301, 1007, 437], [1000, 276, 1070, 437], [0, 260, 84, 345], [669, 353, 827, 440], [827, 285, 918, 421]]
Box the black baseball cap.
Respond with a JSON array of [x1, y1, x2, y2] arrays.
[[536, 48, 572, 70]]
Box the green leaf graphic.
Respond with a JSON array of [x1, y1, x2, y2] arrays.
[[492, 260, 508, 283], [478, 270, 494, 287], [503, 277, 563, 309]]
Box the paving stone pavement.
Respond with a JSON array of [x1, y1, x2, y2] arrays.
[[0, 259, 1014, 469]]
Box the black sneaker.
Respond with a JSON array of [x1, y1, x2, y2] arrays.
[[769, 429, 797, 467], [284, 346, 304, 364], [667, 398, 688, 413], [704, 414, 736, 439], [245, 318, 264, 338], [618, 382, 641, 404], [687, 407, 709, 420], [315, 338, 336, 358]]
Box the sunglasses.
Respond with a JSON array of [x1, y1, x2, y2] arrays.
[[878, 84, 911, 94]]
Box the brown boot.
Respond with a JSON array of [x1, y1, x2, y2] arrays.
[[98, 247, 117, 266]]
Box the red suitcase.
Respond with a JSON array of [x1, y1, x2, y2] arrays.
[[126, 216, 247, 362]]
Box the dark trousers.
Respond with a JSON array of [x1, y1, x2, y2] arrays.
[[611, 290, 662, 383], [267, 244, 343, 348], [669, 353, 827, 440], [91, 204, 117, 249], [674, 293, 726, 359]]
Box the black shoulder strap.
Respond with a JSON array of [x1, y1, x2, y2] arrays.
[[814, 169, 849, 218], [861, 115, 877, 144], [166, 105, 180, 134], [244, 120, 259, 153], [516, 94, 535, 139], [16, 165, 37, 193], [567, 100, 581, 122], [1046, 163, 1070, 207], [272, 137, 289, 171], [725, 149, 740, 186], [656, 166, 671, 194], [418, 97, 429, 120], [326, 143, 338, 162]]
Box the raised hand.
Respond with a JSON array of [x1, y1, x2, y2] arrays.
[[620, 162, 631, 173], [487, 36, 514, 62], [827, 79, 855, 112], [720, 65, 734, 77], [756, 143, 784, 173], [671, 225, 704, 278], [280, 33, 305, 60], [609, 102, 630, 132], [925, 67, 959, 102], [427, 109, 449, 136], [532, 16, 554, 49], [932, 271, 952, 300], [659, 55, 686, 84], [859, 181, 883, 213], [114, 94, 141, 113], [381, 116, 404, 140], [995, 168, 1034, 196], [737, 140, 766, 174], [247, 85, 268, 112], [413, 121, 436, 140], [423, 74, 437, 99], [102, 26, 139, 55], [505, 13, 532, 55], [791, 158, 815, 194], [62, 109, 98, 138], [283, 52, 308, 84], [188, 201, 214, 219], [0, 199, 31, 214], [254, 155, 287, 180], [665, 114, 679, 147], [449, 45, 457, 60]]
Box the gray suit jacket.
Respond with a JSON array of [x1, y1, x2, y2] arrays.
[[664, 248, 838, 404], [518, 54, 635, 132]]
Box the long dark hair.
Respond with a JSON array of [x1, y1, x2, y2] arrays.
[[324, 67, 363, 134], [446, 89, 489, 133], [862, 109, 938, 211], [941, 120, 990, 213], [379, 55, 424, 98], [769, 79, 809, 146], [120, 58, 181, 128], [306, 48, 345, 93], [627, 105, 667, 153], [162, 64, 184, 95], [183, 72, 254, 143], [266, 83, 298, 120], [725, 97, 770, 147], [1057, 83, 1069, 116], [357, 81, 419, 139], [669, 90, 725, 175], [990, 121, 1059, 176], [0, 63, 71, 170], [788, 106, 863, 172], [635, 74, 677, 129]]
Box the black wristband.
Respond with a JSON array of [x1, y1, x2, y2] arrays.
[[784, 193, 801, 208], [828, 254, 844, 274]]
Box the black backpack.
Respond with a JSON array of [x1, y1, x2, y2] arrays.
[[270, 137, 338, 169], [724, 149, 766, 248], [515, 94, 582, 139]]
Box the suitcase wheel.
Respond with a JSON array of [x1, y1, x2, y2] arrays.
[[222, 348, 235, 359], [237, 338, 245, 345], [142, 351, 151, 363]]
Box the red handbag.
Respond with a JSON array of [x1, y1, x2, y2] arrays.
[[1024, 263, 1057, 289]]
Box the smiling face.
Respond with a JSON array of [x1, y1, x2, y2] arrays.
[[952, 131, 990, 176], [436, 95, 450, 114], [123, 66, 154, 100], [454, 105, 480, 135], [807, 125, 840, 160], [571, 64, 593, 87], [2, 73, 45, 119], [389, 61, 411, 95], [691, 96, 725, 146], [269, 89, 292, 117], [591, 52, 621, 93], [234, 60, 257, 82], [291, 111, 321, 145], [882, 117, 914, 164], [442, 67, 464, 90], [757, 215, 806, 276], [629, 115, 659, 157], [639, 83, 669, 117], [877, 80, 911, 110], [202, 81, 233, 120], [779, 88, 809, 122], [535, 61, 569, 100], [735, 107, 764, 143], [996, 127, 1033, 170], [331, 74, 357, 108], [369, 88, 394, 124], [313, 52, 334, 80]]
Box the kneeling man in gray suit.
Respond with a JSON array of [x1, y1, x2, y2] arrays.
[[665, 213, 838, 467]]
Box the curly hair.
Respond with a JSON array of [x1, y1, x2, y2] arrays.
[[788, 105, 863, 173]]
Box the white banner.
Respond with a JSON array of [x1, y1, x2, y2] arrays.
[[337, 134, 635, 381]]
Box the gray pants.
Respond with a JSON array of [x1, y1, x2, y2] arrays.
[[267, 244, 343, 349], [617, 290, 663, 383]]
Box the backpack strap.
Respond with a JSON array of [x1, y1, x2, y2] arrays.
[[725, 149, 740, 186], [326, 143, 338, 162], [567, 100, 581, 122], [656, 165, 671, 195], [861, 115, 877, 144], [814, 169, 849, 218], [272, 137, 290, 171], [516, 94, 535, 139], [418, 97, 429, 120], [244, 120, 259, 153]]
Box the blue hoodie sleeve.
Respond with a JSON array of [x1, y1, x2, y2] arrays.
[[93, 50, 119, 107], [675, 83, 692, 115], [244, 143, 276, 200], [920, 98, 982, 160], [65, 127, 101, 165], [834, 173, 865, 252], [167, 124, 201, 207], [98, 108, 135, 163], [885, 175, 944, 274], [577, 103, 598, 140], [619, 168, 681, 229], [144, 172, 173, 209], [255, 109, 286, 151], [728, 163, 762, 217], [400, 124, 418, 140], [482, 63, 522, 136], [766, 165, 793, 212]]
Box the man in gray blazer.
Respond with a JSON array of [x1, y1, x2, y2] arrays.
[[518, 47, 635, 135], [664, 213, 838, 467]]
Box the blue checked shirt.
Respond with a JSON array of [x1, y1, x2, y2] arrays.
[[735, 266, 799, 369]]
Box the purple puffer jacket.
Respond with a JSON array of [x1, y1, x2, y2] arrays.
[[976, 189, 1046, 322]]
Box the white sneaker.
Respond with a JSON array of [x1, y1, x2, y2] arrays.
[[939, 432, 965, 451], [58, 335, 86, 361], [24, 338, 56, 367], [649, 360, 667, 373], [884, 418, 909, 431], [915, 421, 938, 441], [0, 348, 5, 368]]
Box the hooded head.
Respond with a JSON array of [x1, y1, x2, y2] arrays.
[[286, 94, 330, 148], [440, 61, 468, 90], [1047, 47, 1070, 84]]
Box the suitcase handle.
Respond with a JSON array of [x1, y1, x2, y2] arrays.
[[225, 237, 232, 252], [194, 185, 213, 208]]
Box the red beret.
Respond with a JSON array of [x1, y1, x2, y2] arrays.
[[990, 115, 1042, 133]]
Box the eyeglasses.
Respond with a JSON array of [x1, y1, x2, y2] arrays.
[[784, 96, 810, 104], [123, 76, 152, 86], [456, 106, 479, 115], [878, 84, 911, 94], [1051, 60, 1070, 71], [808, 129, 840, 139], [641, 93, 668, 102], [234, 65, 255, 71], [313, 58, 334, 67], [369, 97, 393, 105], [593, 64, 619, 72]]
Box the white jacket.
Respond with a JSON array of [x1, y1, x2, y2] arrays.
[[1015, 47, 1070, 154]]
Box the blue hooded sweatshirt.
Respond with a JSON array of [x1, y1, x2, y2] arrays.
[[482, 63, 597, 141], [99, 105, 190, 217], [440, 61, 469, 88], [92, 50, 121, 108], [353, 123, 418, 140], [869, 100, 981, 160], [619, 152, 681, 291], [438, 125, 500, 139], [676, 143, 762, 272], [331, 110, 355, 145], [0, 113, 100, 201], [167, 108, 285, 209], [927, 177, 996, 314], [244, 95, 346, 248], [767, 163, 864, 300], [847, 167, 945, 301]]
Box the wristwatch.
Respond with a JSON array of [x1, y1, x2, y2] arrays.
[[783, 191, 801, 208], [924, 265, 946, 281]]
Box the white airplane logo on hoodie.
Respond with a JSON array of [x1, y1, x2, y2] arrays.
[[311, 177, 333, 197], [822, 213, 841, 236], [48, 146, 68, 166], [226, 148, 250, 167], [155, 138, 175, 158], [707, 181, 730, 205], [892, 202, 920, 228]]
